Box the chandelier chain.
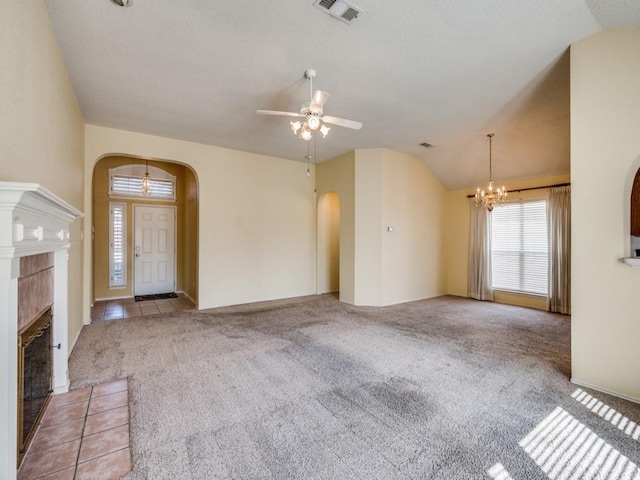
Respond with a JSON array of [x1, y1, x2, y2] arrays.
[[488, 133, 493, 182]]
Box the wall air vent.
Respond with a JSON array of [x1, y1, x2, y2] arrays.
[[314, 0, 362, 24]]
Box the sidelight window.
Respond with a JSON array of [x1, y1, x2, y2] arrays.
[[109, 202, 126, 288]]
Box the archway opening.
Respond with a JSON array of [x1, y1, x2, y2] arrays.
[[317, 192, 340, 295], [91, 155, 199, 306]]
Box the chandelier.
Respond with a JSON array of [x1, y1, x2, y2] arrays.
[[141, 161, 152, 196], [475, 133, 507, 212]]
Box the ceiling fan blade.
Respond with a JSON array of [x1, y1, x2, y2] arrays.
[[322, 115, 363, 130], [310, 90, 330, 113], [256, 109, 302, 118]]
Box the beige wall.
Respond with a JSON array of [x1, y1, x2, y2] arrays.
[[380, 150, 447, 305], [354, 149, 384, 304], [92, 157, 197, 301], [317, 152, 356, 304], [353, 149, 447, 306], [85, 125, 316, 310], [445, 173, 570, 310], [0, 1, 85, 348], [0, 2, 85, 475], [571, 30, 640, 402]]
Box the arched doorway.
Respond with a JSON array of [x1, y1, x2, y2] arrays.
[[317, 192, 340, 294], [91, 155, 199, 305]]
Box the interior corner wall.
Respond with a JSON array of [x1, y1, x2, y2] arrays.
[[85, 125, 316, 310], [354, 148, 448, 306], [354, 149, 384, 305], [570, 29, 640, 402], [316, 152, 356, 304], [0, 2, 85, 476]]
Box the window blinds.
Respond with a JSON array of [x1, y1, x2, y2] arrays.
[[109, 203, 125, 288], [491, 199, 548, 296], [110, 175, 175, 199]]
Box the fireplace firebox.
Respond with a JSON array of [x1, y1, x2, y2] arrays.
[[17, 307, 54, 463]]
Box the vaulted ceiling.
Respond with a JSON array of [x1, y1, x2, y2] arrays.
[[44, 0, 640, 189]]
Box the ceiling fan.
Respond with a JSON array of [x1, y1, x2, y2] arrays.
[[257, 69, 363, 140]]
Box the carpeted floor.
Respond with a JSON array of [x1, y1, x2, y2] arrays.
[[69, 294, 640, 479]]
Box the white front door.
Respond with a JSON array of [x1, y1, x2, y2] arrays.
[[134, 205, 176, 295]]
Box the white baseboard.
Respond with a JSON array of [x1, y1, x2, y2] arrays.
[[53, 382, 70, 394], [69, 325, 83, 355], [94, 294, 134, 302], [571, 378, 640, 405]]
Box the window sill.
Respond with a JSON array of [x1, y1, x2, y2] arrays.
[[492, 290, 548, 311], [493, 289, 547, 299], [622, 257, 640, 267]]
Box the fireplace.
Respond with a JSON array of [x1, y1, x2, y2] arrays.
[[0, 182, 83, 479], [18, 307, 53, 462]]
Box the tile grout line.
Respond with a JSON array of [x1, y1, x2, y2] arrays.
[[21, 383, 132, 480], [71, 386, 92, 480]]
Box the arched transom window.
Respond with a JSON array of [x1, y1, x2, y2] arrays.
[[108, 164, 176, 200]]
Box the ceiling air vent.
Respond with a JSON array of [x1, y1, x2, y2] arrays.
[[314, 0, 362, 24], [419, 142, 434, 149]]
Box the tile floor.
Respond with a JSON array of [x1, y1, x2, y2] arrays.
[[91, 293, 194, 321], [18, 379, 131, 480]]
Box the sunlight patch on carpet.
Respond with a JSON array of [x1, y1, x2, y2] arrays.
[[487, 462, 514, 480], [573, 389, 640, 442], [519, 406, 639, 479]]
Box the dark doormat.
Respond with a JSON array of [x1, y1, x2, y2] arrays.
[[134, 292, 178, 302]]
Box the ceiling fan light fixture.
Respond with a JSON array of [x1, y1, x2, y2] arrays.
[[307, 116, 321, 130], [256, 68, 362, 144], [300, 126, 312, 141], [290, 121, 302, 134]]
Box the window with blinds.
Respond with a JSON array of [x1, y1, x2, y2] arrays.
[[109, 203, 126, 288], [491, 199, 548, 296], [110, 175, 175, 199]]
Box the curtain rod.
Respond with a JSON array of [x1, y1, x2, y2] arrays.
[[466, 182, 570, 198]]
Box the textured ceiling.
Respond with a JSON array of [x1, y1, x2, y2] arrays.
[[44, 0, 640, 189]]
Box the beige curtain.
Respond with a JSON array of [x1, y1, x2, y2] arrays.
[[468, 199, 493, 301], [548, 186, 571, 314]]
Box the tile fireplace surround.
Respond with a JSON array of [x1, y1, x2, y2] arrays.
[[0, 182, 83, 480]]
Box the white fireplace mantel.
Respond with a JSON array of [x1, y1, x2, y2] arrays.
[[0, 181, 83, 477], [0, 182, 82, 259]]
